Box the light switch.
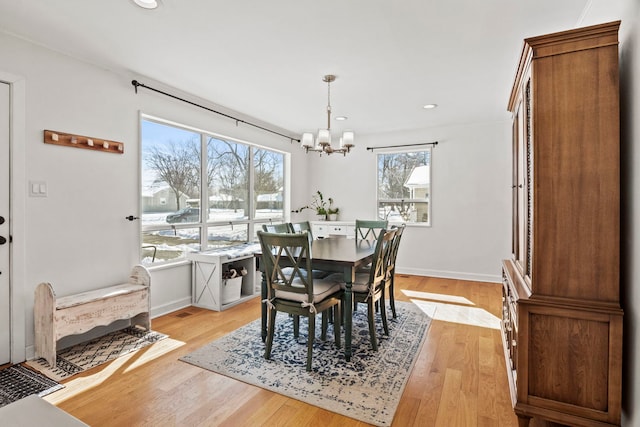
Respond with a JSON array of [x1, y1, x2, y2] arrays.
[[29, 180, 47, 197]]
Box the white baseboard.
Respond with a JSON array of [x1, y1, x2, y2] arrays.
[[150, 297, 192, 319], [397, 267, 500, 283]]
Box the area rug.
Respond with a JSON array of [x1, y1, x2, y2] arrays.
[[180, 301, 433, 426], [26, 326, 168, 382], [0, 364, 64, 408]]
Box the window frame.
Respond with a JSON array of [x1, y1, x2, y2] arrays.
[[139, 113, 289, 266], [375, 147, 432, 227]]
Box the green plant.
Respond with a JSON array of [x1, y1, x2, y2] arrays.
[[327, 198, 339, 215], [293, 190, 333, 216]]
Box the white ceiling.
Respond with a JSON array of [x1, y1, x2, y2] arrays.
[[0, 0, 595, 138]]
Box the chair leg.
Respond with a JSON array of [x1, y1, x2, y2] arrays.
[[321, 311, 328, 341], [334, 301, 342, 348], [390, 273, 397, 319], [307, 315, 315, 371], [367, 300, 378, 351], [293, 315, 300, 338], [380, 292, 389, 336], [265, 308, 277, 360]]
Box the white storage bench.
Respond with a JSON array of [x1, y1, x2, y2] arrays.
[[34, 265, 151, 367]]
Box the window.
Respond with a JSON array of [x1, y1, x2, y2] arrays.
[[141, 117, 286, 264], [377, 149, 431, 225]]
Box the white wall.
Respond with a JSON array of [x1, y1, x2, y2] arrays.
[[0, 32, 309, 358], [5, 3, 636, 417], [0, 30, 516, 363], [298, 121, 512, 282], [0, 28, 513, 360]]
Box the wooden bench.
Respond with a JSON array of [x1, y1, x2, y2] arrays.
[[34, 265, 151, 367]]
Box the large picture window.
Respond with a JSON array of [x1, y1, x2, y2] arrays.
[[141, 116, 285, 264], [377, 149, 431, 225]]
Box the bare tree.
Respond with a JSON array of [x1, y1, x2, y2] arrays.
[[378, 151, 427, 198], [145, 139, 200, 210], [146, 133, 283, 214], [207, 137, 249, 209], [377, 151, 430, 220], [254, 148, 282, 194]]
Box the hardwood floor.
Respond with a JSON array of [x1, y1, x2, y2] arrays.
[[43, 275, 521, 426]]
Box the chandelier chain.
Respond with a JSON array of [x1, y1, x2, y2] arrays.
[[326, 77, 332, 130]]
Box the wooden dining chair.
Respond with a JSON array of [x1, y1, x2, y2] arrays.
[[385, 224, 405, 319], [262, 223, 290, 233], [290, 220, 333, 278], [258, 231, 343, 371], [355, 219, 388, 275], [355, 219, 388, 242], [332, 228, 396, 351], [263, 222, 331, 334], [289, 221, 313, 240]]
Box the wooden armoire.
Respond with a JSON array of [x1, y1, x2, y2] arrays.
[[501, 21, 623, 427]]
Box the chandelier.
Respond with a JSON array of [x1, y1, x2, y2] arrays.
[[300, 75, 355, 156]]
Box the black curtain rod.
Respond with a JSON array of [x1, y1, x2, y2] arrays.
[[366, 141, 438, 151], [131, 80, 299, 143]]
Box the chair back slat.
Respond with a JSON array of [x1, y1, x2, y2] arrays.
[[262, 223, 291, 233], [289, 221, 313, 239], [257, 231, 314, 301], [388, 224, 406, 273], [367, 228, 397, 290], [356, 219, 388, 241]]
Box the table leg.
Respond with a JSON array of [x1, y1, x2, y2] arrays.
[[260, 265, 267, 342], [344, 266, 354, 362]]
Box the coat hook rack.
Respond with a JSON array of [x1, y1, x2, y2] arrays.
[[44, 130, 124, 154]]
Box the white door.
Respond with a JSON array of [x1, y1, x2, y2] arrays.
[[0, 82, 10, 365]]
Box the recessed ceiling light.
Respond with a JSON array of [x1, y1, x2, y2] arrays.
[[335, 116, 348, 121], [423, 104, 438, 109], [132, 0, 158, 9]]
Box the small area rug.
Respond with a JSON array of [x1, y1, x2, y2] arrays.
[[0, 364, 64, 408], [180, 301, 433, 426], [26, 326, 168, 382]]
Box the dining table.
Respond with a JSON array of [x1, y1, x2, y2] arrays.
[[258, 236, 376, 362]]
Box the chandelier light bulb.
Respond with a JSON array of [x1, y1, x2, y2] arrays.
[[132, 0, 159, 9]]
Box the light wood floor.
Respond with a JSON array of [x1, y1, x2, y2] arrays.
[[43, 275, 523, 426]]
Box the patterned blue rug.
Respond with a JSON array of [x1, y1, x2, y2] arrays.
[[180, 301, 433, 426], [26, 326, 167, 381], [0, 364, 64, 408]]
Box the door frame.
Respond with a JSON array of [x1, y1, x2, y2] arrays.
[[1, 70, 26, 363]]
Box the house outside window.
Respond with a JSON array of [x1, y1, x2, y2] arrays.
[[377, 149, 431, 225], [140, 116, 286, 264]]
